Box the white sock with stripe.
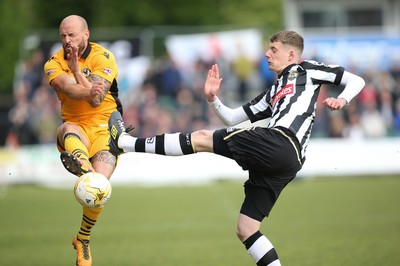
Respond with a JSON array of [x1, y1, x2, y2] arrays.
[[119, 133, 195, 155], [244, 231, 281, 266]]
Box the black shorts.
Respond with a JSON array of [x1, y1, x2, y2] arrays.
[[213, 126, 303, 221]]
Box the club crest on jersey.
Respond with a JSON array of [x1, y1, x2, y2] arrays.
[[271, 84, 294, 108], [82, 68, 92, 78], [288, 70, 299, 81]]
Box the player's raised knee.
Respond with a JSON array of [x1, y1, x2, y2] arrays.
[[191, 130, 214, 152]]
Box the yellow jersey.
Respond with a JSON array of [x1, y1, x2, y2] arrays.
[[44, 42, 122, 125]]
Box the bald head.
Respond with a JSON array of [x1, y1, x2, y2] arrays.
[[60, 15, 88, 31], [59, 15, 90, 57]]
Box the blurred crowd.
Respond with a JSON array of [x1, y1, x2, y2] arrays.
[[5, 47, 400, 148]]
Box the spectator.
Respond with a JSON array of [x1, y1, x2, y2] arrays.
[[7, 80, 39, 147], [344, 110, 365, 140], [378, 87, 394, 135], [231, 46, 255, 101], [6, 36, 400, 147], [360, 101, 387, 138], [392, 98, 400, 135], [258, 56, 277, 91], [158, 55, 182, 101]]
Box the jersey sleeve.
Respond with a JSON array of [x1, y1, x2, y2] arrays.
[[242, 91, 273, 123], [301, 60, 345, 86], [90, 50, 118, 83], [44, 56, 65, 84]]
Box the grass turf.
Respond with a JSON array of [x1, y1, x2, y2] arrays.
[[0, 175, 399, 265]]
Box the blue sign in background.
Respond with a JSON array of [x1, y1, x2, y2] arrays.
[[303, 35, 400, 72]]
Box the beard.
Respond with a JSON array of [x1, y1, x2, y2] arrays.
[[63, 38, 87, 57]]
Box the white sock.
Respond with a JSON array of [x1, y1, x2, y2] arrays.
[[119, 133, 137, 152], [244, 231, 281, 266], [118, 133, 195, 155]]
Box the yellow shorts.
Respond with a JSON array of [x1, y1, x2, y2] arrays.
[[57, 122, 110, 158]]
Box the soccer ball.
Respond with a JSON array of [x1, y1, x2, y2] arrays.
[[74, 172, 112, 208]]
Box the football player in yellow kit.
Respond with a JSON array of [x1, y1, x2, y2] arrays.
[[44, 15, 123, 266]]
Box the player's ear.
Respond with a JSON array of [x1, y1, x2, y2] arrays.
[[288, 50, 295, 62], [84, 30, 90, 42], [290, 47, 302, 63]]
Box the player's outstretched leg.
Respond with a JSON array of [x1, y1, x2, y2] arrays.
[[108, 111, 196, 156], [60, 151, 93, 176], [108, 111, 131, 157], [72, 235, 92, 266]]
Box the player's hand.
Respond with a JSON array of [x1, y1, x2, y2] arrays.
[[204, 64, 223, 102], [90, 80, 105, 98], [88, 80, 105, 106], [66, 44, 80, 74], [323, 97, 347, 110]]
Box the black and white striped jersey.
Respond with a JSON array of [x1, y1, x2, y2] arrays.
[[242, 60, 345, 159]]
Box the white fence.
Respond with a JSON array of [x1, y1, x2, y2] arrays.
[[1, 138, 400, 188]]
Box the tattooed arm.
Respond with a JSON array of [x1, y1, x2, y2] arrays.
[[87, 74, 111, 107]]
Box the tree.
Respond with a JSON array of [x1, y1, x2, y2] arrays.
[[0, 0, 283, 96], [0, 0, 32, 95]]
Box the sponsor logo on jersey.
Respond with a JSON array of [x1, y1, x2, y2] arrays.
[[271, 84, 294, 108]]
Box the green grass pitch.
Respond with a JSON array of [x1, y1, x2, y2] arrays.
[[0, 176, 399, 266]]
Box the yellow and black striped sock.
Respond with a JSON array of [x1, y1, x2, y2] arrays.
[[63, 132, 92, 172], [77, 206, 104, 241]]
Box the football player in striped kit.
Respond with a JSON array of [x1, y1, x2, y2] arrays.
[[108, 30, 365, 265]]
